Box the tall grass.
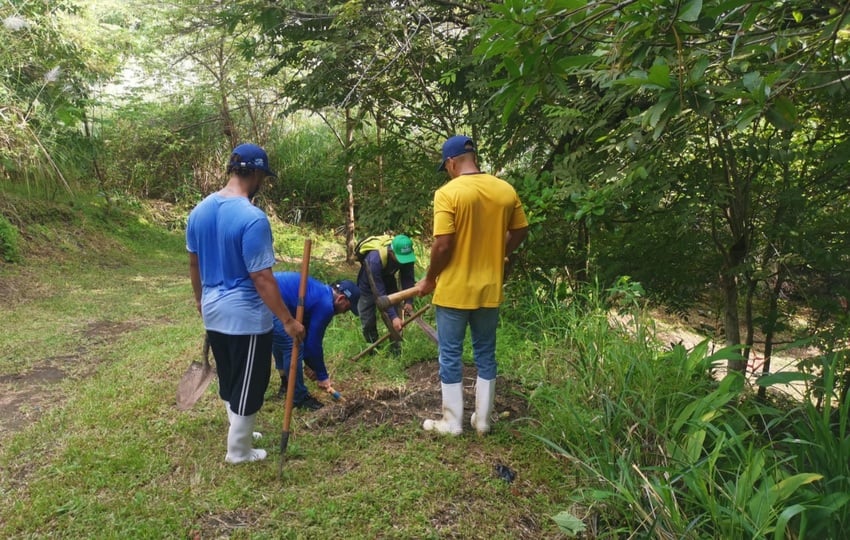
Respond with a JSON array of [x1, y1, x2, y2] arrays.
[[499, 279, 848, 538], [773, 352, 850, 538]]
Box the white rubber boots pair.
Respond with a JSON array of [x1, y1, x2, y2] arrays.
[[224, 402, 267, 464], [423, 377, 496, 436]]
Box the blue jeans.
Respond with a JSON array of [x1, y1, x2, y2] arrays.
[[272, 332, 310, 403], [435, 306, 499, 384]]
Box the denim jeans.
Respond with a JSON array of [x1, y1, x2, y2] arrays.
[[434, 306, 499, 384], [271, 332, 310, 403]]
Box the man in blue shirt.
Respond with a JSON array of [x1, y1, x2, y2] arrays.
[[271, 273, 360, 410], [186, 143, 305, 464]]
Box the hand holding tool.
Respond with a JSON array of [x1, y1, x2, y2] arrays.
[[364, 262, 403, 343], [349, 304, 430, 362], [376, 285, 420, 311]]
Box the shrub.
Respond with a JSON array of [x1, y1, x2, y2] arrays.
[[0, 214, 22, 263]]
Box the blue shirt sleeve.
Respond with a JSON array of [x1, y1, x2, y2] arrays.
[[242, 213, 276, 273], [302, 284, 335, 381], [399, 262, 415, 299]]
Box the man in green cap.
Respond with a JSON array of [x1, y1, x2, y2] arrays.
[[356, 234, 417, 351]]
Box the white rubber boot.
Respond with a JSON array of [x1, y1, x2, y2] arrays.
[[224, 401, 262, 440], [423, 382, 463, 436], [470, 377, 496, 435], [224, 401, 234, 424], [225, 412, 267, 464]]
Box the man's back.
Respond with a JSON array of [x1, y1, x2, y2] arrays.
[[186, 193, 275, 334], [432, 173, 527, 309]]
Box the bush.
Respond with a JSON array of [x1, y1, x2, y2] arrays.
[[512, 281, 837, 538], [0, 214, 22, 263]]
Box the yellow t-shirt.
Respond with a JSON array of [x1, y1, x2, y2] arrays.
[[432, 173, 528, 309]]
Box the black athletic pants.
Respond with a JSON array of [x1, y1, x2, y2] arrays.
[[207, 330, 272, 416]]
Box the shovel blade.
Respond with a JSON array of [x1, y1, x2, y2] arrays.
[[176, 361, 216, 410]]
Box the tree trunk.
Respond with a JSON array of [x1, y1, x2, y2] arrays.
[[757, 265, 785, 399], [345, 108, 356, 262], [721, 269, 746, 373], [376, 111, 384, 194], [215, 42, 238, 147]]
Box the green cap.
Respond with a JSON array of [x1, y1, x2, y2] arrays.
[[391, 234, 416, 264]]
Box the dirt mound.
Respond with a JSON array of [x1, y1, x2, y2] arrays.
[[304, 362, 528, 432]]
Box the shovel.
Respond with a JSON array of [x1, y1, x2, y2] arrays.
[[176, 336, 216, 411]]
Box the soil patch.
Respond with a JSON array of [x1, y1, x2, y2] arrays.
[[305, 362, 529, 432], [0, 320, 141, 443]]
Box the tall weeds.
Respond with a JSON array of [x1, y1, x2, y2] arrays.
[[503, 280, 847, 538]]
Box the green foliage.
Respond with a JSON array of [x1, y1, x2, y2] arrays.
[[265, 116, 348, 227], [0, 213, 22, 263], [98, 98, 220, 202], [0, 0, 125, 194], [468, 0, 850, 373], [774, 352, 850, 537], [505, 279, 844, 537]]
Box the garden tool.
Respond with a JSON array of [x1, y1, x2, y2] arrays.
[[279, 238, 311, 479], [364, 262, 403, 343], [349, 304, 430, 362], [176, 335, 216, 411], [375, 285, 420, 311]]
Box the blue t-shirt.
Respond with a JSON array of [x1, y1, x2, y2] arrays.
[[186, 193, 276, 334], [272, 272, 336, 380]]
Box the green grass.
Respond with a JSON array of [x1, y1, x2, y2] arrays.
[[0, 194, 571, 539], [3, 192, 847, 539]]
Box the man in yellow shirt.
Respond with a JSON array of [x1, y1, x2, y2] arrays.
[[416, 135, 528, 436]]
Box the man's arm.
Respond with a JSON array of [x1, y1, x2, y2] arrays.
[[250, 268, 305, 341], [417, 233, 455, 296], [188, 253, 202, 315], [505, 226, 528, 257], [303, 306, 334, 387]]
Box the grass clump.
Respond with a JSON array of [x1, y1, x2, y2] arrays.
[[0, 212, 22, 262], [500, 276, 850, 538]]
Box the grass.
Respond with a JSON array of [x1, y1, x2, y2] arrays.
[[0, 193, 571, 539], [3, 191, 848, 539]]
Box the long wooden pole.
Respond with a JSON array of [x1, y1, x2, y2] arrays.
[[278, 238, 311, 479]]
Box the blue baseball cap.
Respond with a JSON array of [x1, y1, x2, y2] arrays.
[[228, 143, 276, 177], [334, 279, 360, 315], [437, 135, 476, 171]]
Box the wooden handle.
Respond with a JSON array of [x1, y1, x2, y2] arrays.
[[376, 286, 419, 311], [349, 304, 430, 362], [283, 238, 312, 433]]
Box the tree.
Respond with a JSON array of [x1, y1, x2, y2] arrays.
[[474, 0, 850, 373], [1, 0, 123, 195], [219, 0, 491, 259]]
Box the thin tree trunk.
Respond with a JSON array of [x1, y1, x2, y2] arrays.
[[721, 269, 745, 372], [758, 265, 784, 399], [214, 42, 238, 147], [376, 111, 384, 194], [345, 108, 356, 262]]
